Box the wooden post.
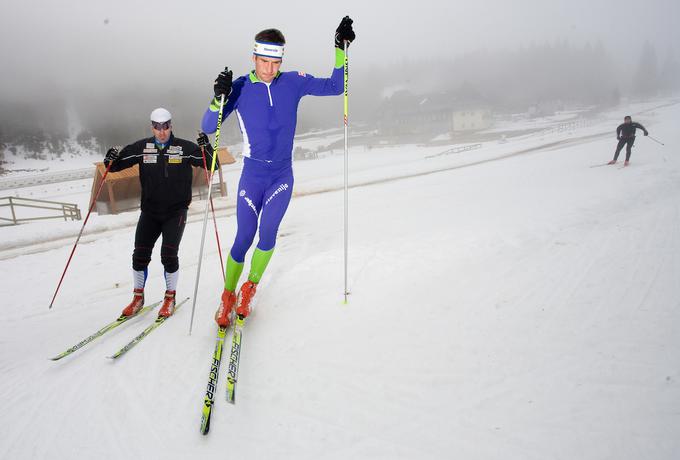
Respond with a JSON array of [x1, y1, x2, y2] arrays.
[[90, 164, 100, 209], [218, 164, 226, 197], [107, 180, 117, 215], [9, 197, 17, 225]]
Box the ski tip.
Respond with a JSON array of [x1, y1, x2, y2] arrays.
[[226, 387, 236, 404], [200, 418, 211, 435]]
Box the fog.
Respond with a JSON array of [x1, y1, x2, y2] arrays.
[[1, 0, 678, 155]]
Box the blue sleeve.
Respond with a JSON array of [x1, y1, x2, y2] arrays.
[[201, 78, 244, 134], [298, 67, 343, 97], [297, 48, 345, 97]]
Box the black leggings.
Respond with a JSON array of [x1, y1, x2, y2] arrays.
[[132, 210, 187, 273], [614, 137, 635, 161]]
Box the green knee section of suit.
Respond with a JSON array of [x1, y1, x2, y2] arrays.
[[248, 248, 274, 284], [224, 255, 244, 292]]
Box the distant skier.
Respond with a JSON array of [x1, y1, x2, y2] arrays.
[[104, 108, 217, 318], [608, 116, 649, 166], [202, 17, 356, 327]]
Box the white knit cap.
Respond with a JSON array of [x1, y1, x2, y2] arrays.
[[150, 107, 172, 123]]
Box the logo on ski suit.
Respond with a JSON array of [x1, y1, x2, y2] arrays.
[[265, 183, 289, 206]]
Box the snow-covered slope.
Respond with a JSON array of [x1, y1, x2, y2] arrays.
[[1, 101, 679, 459]]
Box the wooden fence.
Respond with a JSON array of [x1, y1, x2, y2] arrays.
[[0, 196, 81, 226]]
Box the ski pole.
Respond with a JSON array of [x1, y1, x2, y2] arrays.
[[647, 135, 665, 146], [199, 142, 226, 281], [343, 40, 350, 304], [49, 160, 114, 309], [189, 94, 225, 335]]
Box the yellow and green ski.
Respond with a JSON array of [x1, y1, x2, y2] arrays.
[[107, 297, 189, 360], [200, 325, 228, 435], [50, 301, 161, 361], [226, 315, 246, 404]]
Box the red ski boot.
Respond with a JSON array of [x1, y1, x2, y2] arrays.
[[158, 290, 176, 318], [122, 288, 144, 317], [236, 281, 257, 318], [624, 160, 630, 167], [215, 289, 237, 327], [607, 160, 617, 165]]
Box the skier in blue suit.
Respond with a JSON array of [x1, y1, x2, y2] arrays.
[[203, 17, 356, 327]]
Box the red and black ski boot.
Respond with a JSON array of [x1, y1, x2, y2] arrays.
[[215, 289, 237, 327], [235, 281, 258, 318], [158, 290, 177, 318], [122, 288, 144, 317]]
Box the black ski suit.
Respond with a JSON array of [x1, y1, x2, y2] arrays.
[[105, 135, 217, 273], [614, 122, 648, 162]]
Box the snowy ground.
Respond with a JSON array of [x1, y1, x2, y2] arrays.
[[1, 99, 679, 459]]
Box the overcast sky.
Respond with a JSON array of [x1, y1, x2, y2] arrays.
[[0, 0, 678, 130]]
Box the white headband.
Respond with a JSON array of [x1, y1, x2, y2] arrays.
[[253, 41, 284, 59]]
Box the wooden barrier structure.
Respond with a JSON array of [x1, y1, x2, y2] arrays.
[[0, 196, 81, 226]]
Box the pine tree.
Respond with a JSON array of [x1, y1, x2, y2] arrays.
[[632, 41, 659, 98], [658, 48, 680, 95]]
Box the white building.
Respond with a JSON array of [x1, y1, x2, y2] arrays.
[[452, 109, 493, 132]]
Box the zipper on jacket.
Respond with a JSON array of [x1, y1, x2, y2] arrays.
[[161, 146, 168, 178], [264, 82, 273, 106]]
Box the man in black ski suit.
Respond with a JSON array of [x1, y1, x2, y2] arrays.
[[104, 107, 217, 318], [608, 115, 649, 166]]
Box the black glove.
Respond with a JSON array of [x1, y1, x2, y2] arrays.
[[644, 131, 649, 136], [617, 136, 621, 141], [104, 147, 119, 164], [197, 132, 210, 149], [335, 16, 355, 50], [214, 67, 233, 99]]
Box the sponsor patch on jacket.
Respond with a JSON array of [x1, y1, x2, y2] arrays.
[[143, 154, 158, 163], [168, 146, 183, 154], [146, 143, 155, 149], [298, 71, 307, 77], [143, 148, 157, 153], [168, 155, 183, 164]]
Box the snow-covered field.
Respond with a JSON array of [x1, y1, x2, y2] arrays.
[[1, 100, 679, 459]]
